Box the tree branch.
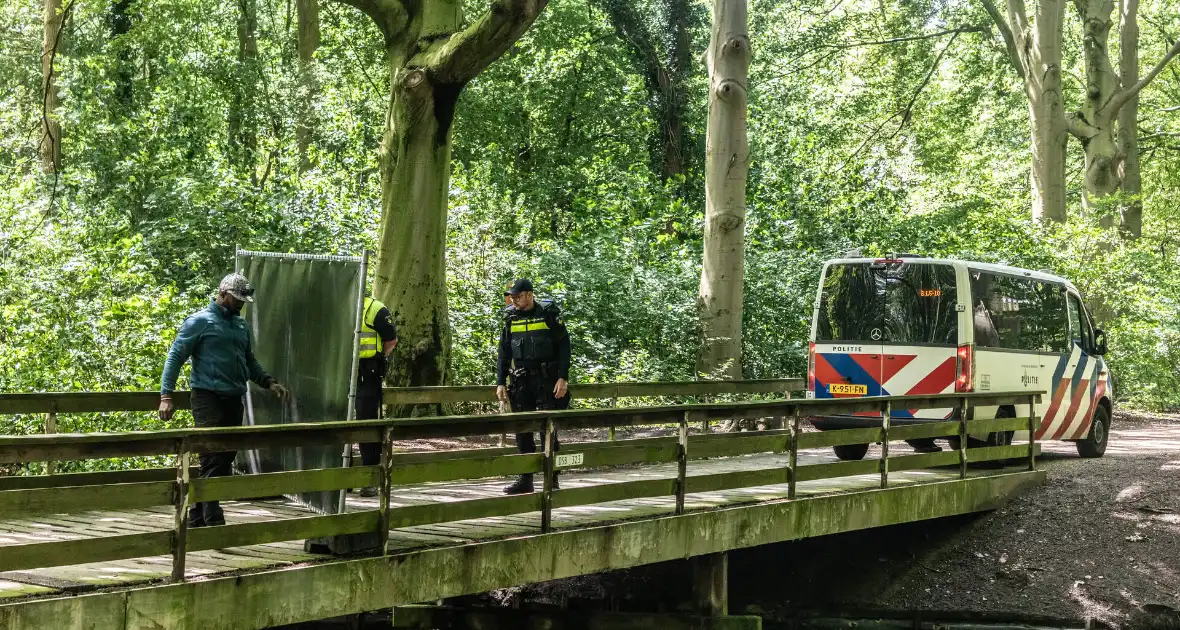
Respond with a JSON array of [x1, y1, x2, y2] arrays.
[[980, 0, 1026, 80], [1106, 37, 1180, 115], [1066, 111, 1100, 139], [815, 25, 986, 50], [421, 0, 549, 86], [332, 0, 406, 44]]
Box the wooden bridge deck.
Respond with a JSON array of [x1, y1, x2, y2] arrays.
[[0, 447, 968, 600]]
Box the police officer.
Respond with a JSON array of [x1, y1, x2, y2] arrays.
[[496, 279, 571, 495], [355, 294, 398, 496]]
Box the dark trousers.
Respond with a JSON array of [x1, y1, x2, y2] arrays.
[[355, 360, 383, 467], [190, 388, 244, 526], [508, 371, 568, 454]]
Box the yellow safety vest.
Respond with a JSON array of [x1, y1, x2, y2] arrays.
[[359, 297, 386, 359]]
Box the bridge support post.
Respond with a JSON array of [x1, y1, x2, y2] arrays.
[[44, 407, 57, 475], [541, 417, 556, 533], [958, 396, 969, 479], [692, 552, 728, 616], [879, 401, 890, 489], [171, 446, 191, 582], [1027, 394, 1039, 471], [788, 408, 799, 499]]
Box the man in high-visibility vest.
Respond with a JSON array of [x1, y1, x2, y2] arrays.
[[355, 294, 398, 496]]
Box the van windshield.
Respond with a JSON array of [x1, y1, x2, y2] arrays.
[[815, 262, 958, 345]]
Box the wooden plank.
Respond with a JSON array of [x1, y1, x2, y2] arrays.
[[690, 433, 789, 459], [967, 416, 1031, 434], [559, 443, 679, 469], [0, 467, 192, 491], [190, 467, 382, 503], [796, 427, 883, 450], [0, 435, 182, 464], [965, 444, 1033, 464], [389, 455, 543, 486], [888, 422, 961, 442], [886, 450, 961, 472], [391, 447, 519, 465], [0, 481, 174, 518], [186, 512, 378, 552], [549, 479, 676, 510], [378, 379, 803, 405], [794, 459, 880, 482], [0, 391, 190, 414], [0, 531, 172, 572], [684, 469, 790, 495], [386, 494, 542, 529]]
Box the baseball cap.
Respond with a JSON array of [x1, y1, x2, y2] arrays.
[[219, 273, 255, 302], [507, 278, 534, 295]]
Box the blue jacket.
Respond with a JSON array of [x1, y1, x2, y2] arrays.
[[160, 302, 274, 395]]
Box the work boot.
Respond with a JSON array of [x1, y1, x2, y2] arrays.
[[503, 474, 535, 495], [552, 472, 560, 490], [203, 502, 226, 527], [186, 506, 205, 529], [359, 486, 378, 498]]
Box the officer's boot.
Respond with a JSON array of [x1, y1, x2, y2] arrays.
[[552, 471, 560, 490], [503, 474, 534, 495]]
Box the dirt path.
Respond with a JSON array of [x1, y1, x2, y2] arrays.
[[858, 413, 1180, 627]]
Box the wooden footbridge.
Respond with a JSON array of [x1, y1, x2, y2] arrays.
[[0, 381, 1045, 629]]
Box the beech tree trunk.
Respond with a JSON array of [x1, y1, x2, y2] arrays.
[[336, 0, 549, 406], [1116, 0, 1141, 237], [40, 0, 65, 173], [229, 0, 259, 178], [296, 0, 319, 173], [697, 0, 749, 382]]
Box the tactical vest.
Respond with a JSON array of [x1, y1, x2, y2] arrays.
[[358, 297, 386, 359], [507, 302, 558, 364]]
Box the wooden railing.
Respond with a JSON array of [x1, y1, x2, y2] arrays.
[[0, 391, 1040, 582]]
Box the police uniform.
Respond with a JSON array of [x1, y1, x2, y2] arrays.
[[356, 296, 397, 468], [497, 282, 571, 494]]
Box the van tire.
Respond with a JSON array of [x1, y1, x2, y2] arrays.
[[948, 407, 1015, 467], [1076, 404, 1110, 458], [833, 443, 870, 461]]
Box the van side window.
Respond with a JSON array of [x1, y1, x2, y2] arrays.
[[969, 271, 1068, 353], [1067, 293, 1094, 352]]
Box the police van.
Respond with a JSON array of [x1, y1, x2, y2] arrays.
[[807, 255, 1113, 460]]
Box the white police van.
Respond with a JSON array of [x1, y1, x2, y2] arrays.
[[807, 255, 1113, 460]]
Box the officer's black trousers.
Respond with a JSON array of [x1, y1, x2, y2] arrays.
[[189, 388, 244, 525], [508, 372, 568, 454], [355, 358, 384, 467]]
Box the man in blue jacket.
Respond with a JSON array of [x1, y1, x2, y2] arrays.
[[159, 272, 289, 527]]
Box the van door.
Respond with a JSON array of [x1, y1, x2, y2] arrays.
[[812, 263, 884, 400], [879, 262, 959, 420], [1042, 292, 1097, 440]]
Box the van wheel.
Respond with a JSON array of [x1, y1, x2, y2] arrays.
[[833, 443, 870, 461], [1076, 404, 1110, 458], [948, 408, 1015, 467]]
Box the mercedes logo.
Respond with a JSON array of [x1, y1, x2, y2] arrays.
[[870, 328, 882, 341]]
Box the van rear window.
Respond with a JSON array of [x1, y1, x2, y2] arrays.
[[816, 262, 958, 345]]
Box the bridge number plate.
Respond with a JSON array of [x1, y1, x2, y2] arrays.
[[829, 384, 868, 395], [555, 453, 584, 468]]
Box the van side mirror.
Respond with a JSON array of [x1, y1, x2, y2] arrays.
[[1094, 329, 1108, 355]]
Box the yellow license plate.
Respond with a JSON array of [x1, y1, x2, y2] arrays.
[[829, 384, 868, 395]]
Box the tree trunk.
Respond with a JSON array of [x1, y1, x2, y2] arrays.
[[697, 0, 749, 382], [334, 0, 549, 407], [296, 0, 319, 173], [110, 0, 133, 108], [373, 53, 457, 404], [229, 0, 259, 180], [1116, 0, 1142, 238], [40, 0, 64, 173], [1072, 0, 1122, 218], [1027, 0, 1068, 223]]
